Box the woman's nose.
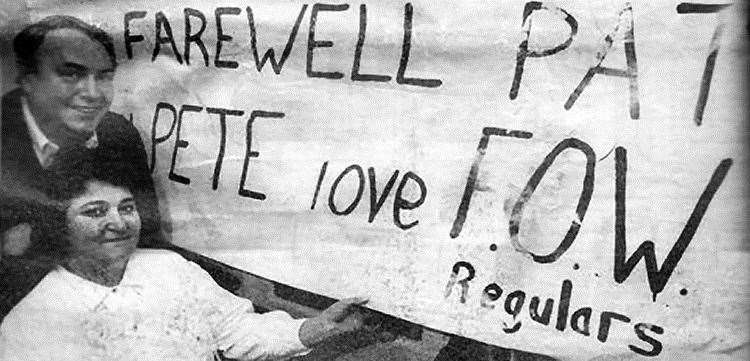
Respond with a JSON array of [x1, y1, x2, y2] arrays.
[[104, 210, 127, 232]]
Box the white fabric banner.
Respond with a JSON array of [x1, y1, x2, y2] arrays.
[[20, 0, 749, 359]]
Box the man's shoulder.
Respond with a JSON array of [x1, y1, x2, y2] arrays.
[[1, 88, 23, 108], [1, 89, 25, 131], [98, 111, 136, 131], [1, 89, 38, 178], [96, 111, 143, 145], [0, 257, 53, 323]]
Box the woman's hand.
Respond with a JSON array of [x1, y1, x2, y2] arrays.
[[298, 297, 369, 348]]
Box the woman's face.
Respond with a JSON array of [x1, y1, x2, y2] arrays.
[[65, 180, 141, 263]]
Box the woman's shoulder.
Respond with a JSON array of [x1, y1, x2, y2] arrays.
[[126, 249, 227, 297], [127, 249, 211, 281], [128, 248, 191, 269]]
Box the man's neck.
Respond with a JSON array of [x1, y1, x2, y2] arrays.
[[30, 108, 92, 149]]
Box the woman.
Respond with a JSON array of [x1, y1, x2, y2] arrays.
[[0, 151, 368, 360]]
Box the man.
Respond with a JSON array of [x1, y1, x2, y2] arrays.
[[1, 15, 163, 254], [1, 15, 163, 319]]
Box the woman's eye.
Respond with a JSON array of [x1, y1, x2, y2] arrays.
[[118, 204, 136, 215], [81, 207, 107, 217]]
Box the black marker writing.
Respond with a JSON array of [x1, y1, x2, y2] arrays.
[[238, 111, 284, 200], [169, 104, 203, 185], [565, 3, 639, 119], [444, 261, 475, 304], [451, 127, 533, 238], [153, 11, 183, 64], [307, 3, 350, 79], [509, 138, 596, 264], [248, 5, 308, 74], [509, 1, 578, 100], [613, 147, 733, 301], [150, 102, 177, 173], [676, 2, 732, 125], [184, 8, 209, 66]]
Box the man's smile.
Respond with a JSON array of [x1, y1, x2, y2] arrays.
[[70, 105, 103, 114]]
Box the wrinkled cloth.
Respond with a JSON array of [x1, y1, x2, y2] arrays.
[[0, 249, 310, 361]]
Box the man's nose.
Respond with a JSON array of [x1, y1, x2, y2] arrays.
[[79, 74, 103, 99]]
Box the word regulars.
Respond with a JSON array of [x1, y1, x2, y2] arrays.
[[445, 268, 663, 357]]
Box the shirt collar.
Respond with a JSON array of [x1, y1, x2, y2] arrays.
[[21, 97, 99, 168]]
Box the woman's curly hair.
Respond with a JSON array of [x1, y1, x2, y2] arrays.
[[24, 147, 140, 263]]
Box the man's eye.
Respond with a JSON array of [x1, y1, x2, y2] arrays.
[[81, 207, 107, 217], [97, 72, 114, 82], [58, 69, 83, 81]]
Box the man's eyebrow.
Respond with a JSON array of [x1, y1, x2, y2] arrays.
[[58, 62, 114, 73], [58, 62, 88, 71]]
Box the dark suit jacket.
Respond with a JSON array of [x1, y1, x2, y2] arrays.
[[1, 88, 163, 245], [1, 88, 165, 321]]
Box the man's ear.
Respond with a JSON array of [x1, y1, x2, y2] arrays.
[[2, 223, 33, 256], [17, 70, 34, 93]]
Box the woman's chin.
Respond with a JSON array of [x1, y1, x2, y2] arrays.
[[98, 238, 138, 261]]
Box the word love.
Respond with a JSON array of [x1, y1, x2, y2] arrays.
[[451, 127, 732, 301], [310, 163, 427, 230]]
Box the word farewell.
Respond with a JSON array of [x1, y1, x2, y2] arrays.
[[124, 3, 441, 87]]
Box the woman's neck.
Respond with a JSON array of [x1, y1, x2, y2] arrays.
[[62, 256, 129, 287]]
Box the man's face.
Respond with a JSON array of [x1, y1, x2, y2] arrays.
[[21, 28, 114, 143]]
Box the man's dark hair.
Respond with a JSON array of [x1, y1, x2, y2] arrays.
[[13, 15, 117, 77]]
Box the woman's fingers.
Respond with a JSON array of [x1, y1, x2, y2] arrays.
[[344, 296, 369, 305], [328, 297, 369, 322], [337, 313, 364, 333], [301, 296, 403, 348]]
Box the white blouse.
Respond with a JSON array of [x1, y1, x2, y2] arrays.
[[0, 249, 310, 361]]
